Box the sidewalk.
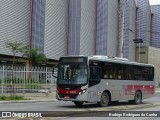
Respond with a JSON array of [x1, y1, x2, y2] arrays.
[[0, 87, 160, 104], [155, 87, 160, 92], [0, 92, 57, 104]]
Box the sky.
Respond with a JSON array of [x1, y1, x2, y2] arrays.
[[149, 0, 160, 5]]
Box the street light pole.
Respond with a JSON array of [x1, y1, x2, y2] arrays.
[[119, 0, 125, 58], [138, 43, 140, 62]]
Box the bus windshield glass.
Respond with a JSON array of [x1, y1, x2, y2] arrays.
[[57, 64, 87, 85]]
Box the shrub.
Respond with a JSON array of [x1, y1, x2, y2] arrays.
[[0, 95, 30, 100], [25, 83, 42, 89], [0, 95, 7, 100]]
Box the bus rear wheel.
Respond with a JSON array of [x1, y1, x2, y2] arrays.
[[74, 101, 83, 107], [98, 92, 110, 107], [134, 91, 142, 104], [129, 91, 142, 104]]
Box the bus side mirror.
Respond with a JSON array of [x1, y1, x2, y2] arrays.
[[52, 65, 58, 78]]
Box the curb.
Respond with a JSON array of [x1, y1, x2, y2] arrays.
[[155, 91, 160, 92], [41, 103, 160, 117], [0, 99, 58, 104]]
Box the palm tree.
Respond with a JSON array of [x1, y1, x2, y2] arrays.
[[29, 48, 47, 69], [22, 48, 47, 81]]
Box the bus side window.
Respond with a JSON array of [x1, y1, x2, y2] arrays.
[[117, 70, 122, 79], [90, 67, 102, 79], [133, 66, 144, 80], [103, 69, 109, 79], [143, 67, 154, 81], [102, 62, 114, 79], [109, 70, 113, 79]]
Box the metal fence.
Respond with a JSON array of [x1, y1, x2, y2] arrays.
[[0, 65, 56, 96]]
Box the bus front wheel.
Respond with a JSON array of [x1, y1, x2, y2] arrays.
[[98, 92, 110, 107], [74, 101, 83, 107]]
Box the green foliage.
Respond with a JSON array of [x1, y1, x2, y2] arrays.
[[0, 95, 30, 101], [25, 83, 42, 89], [0, 95, 6, 100], [30, 48, 47, 65], [0, 77, 24, 84], [5, 40, 29, 69], [5, 41, 28, 54], [0, 77, 46, 84], [5, 41, 47, 66]]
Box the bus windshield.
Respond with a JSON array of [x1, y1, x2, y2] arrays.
[[57, 64, 87, 85]]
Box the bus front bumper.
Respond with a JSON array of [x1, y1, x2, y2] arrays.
[[56, 92, 88, 102]]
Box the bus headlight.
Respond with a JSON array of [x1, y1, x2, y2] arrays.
[[79, 89, 87, 95]]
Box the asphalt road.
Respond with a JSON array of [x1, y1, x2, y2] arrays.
[[0, 92, 160, 111], [1, 103, 160, 120], [0, 92, 160, 120], [0, 99, 158, 112]]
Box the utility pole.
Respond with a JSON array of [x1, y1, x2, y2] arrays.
[[133, 39, 143, 63], [119, 0, 124, 58]]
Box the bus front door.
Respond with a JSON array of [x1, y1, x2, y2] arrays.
[[88, 79, 100, 102], [88, 66, 101, 102]]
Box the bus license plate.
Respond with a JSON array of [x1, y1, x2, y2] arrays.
[[64, 96, 70, 99]]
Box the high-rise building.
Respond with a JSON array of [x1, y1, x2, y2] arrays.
[[151, 5, 160, 48], [0, 0, 159, 64], [31, 0, 46, 54], [135, 0, 152, 47], [96, 0, 118, 57], [0, 0, 31, 57], [44, 0, 69, 60], [118, 0, 137, 61], [68, 0, 96, 56]]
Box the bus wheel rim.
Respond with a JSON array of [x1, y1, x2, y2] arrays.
[[102, 94, 108, 104], [136, 92, 141, 103]]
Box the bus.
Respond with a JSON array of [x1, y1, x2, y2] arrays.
[[52, 55, 155, 107]]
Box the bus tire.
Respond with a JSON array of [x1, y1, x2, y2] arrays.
[[98, 92, 110, 107], [134, 91, 142, 104], [74, 101, 83, 107]]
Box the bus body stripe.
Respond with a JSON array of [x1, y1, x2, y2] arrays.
[[57, 87, 81, 94], [125, 85, 154, 95]]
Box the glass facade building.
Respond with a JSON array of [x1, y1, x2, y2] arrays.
[[118, 0, 136, 61], [151, 5, 160, 48], [32, 0, 46, 54], [0, 0, 31, 56], [135, 0, 152, 47], [96, 0, 118, 57], [68, 0, 81, 55], [0, 0, 160, 62]]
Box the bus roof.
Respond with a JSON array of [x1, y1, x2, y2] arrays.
[[60, 55, 154, 67], [89, 55, 154, 67]]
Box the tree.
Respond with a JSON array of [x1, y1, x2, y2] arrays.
[[18, 48, 47, 82], [26, 48, 47, 70], [5, 40, 28, 97], [5, 40, 27, 69], [6, 41, 47, 91], [18, 48, 47, 81]]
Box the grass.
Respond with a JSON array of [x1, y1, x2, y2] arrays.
[[0, 95, 31, 101]]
